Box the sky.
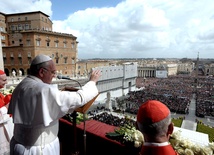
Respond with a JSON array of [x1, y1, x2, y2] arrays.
[[1, 0, 214, 59]]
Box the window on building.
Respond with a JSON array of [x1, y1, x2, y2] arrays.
[[71, 42, 75, 48], [46, 36, 50, 47], [55, 42, 58, 47], [72, 59, 75, 64], [27, 52, 31, 57], [27, 40, 31, 46], [11, 18, 13, 22], [1, 35, 5, 40], [36, 40, 40, 46], [64, 57, 68, 63], [18, 24, 22, 30], [28, 58, 31, 65], [56, 58, 59, 64], [25, 17, 27, 21], [25, 24, 29, 30], [11, 25, 15, 30], [19, 58, 22, 65], [18, 18, 21, 21], [63, 39, 67, 48], [10, 58, 14, 65], [12, 41, 14, 44], [64, 59, 68, 64], [3, 58, 6, 64]]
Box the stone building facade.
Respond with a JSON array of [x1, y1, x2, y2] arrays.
[[204, 63, 214, 76], [0, 11, 78, 76]]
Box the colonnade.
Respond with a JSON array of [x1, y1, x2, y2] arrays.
[[138, 67, 156, 78]]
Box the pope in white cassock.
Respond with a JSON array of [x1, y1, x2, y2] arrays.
[[8, 54, 101, 155]]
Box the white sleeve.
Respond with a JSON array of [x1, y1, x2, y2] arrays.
[[77, 81, 99, 104], [42, 81, 99, 122], [0, 106, 8, 115]]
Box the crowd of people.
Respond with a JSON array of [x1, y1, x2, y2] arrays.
[[124, 75, 214, 119], [195, 76, 214, 117], [124, 76, 193, 115]]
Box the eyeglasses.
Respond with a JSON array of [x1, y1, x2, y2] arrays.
[[42, 68, 57, 75]]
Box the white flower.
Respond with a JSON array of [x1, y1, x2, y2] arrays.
[[191, 144, 202, 155], [184, 148, 194, 155], [134, 141, 141, 148], [2, 86, 15, 95], [209, 142, 214, 151], [114, 125, 144, 148], [171, 130, 182, 140], [9, 86, 15, 93], [170, 130, 214, 155], [176, 147, 185, 155], [132, 130, 144, 142], [201, 146, 213, 155]]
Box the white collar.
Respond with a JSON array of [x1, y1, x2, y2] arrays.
[[143, 142, 169, 146]]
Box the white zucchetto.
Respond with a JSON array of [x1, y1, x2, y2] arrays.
[[31, 54, 52, 65]]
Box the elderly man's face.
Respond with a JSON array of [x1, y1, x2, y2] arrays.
[[41, 60, 57, 84], [0, 74, 7, 89]]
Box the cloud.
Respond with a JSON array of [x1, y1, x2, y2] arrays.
[[0, 0, 52, 17], [1, 0, 214, 59]]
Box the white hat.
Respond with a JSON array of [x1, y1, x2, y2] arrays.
[[31, 54, 52, 65]]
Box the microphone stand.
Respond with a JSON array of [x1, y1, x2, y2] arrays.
[[75, 93, 99, 155], [83, 113, 86, 155]]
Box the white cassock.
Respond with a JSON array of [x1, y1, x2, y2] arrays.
[[8, 75, 99, 155], [0, 106, 14, 155]]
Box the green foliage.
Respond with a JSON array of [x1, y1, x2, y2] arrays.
[[64, 112, 88, 124], [172, 117, 183, 127], [197, 123, 214, 142], [106, 124, 144, 148]]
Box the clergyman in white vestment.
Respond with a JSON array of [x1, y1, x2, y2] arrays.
[[8, 54, 101, 155]]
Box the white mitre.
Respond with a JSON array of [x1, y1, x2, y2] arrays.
[[31, 54, 52, 65]]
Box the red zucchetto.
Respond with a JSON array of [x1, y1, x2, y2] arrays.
[[137, 100, 170, 124]]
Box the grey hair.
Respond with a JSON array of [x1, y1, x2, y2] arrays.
[[137, 114, 171, 138], [29, 61, 50, 76]]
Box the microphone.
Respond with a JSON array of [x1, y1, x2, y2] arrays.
[[57, 75, 82, 89], [57, 75, 71, 80]]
